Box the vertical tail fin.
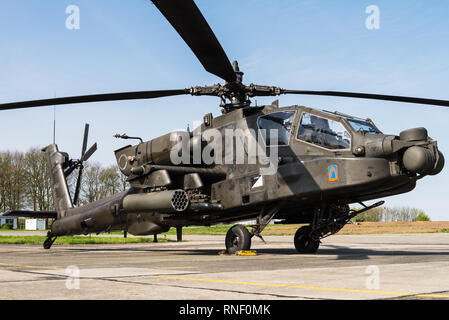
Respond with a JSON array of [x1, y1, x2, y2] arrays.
[[42, 144, 73, 218]]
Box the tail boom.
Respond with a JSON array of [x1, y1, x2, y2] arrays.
[[43, 144, 73, 218]]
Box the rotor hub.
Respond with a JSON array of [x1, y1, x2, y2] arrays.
[[189, 61, 284, 113]]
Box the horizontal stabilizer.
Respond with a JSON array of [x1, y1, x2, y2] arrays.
[[2, 210, 57, 219]]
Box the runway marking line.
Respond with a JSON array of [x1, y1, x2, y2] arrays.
[[155, 267, 196, 270], [151, 275, 449, 299], [0, 262, 196, 272], [0, 262, 65, 271]]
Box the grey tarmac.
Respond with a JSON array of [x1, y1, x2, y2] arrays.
[[0, 233, 449, 300]]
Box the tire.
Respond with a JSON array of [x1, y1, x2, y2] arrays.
[[225, 224, 252, 254], [43, 238, 53, 250], [294, 226, 320, 254]]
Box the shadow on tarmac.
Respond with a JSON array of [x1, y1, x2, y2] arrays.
[[61, 244, 449, 261]]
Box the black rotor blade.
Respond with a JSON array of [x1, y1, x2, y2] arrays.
[[151, 0, 236, 83], [73, 166, 83, 206], [81, 124, 89, 158], [81, 143, 97, 163], [0, 89, 189, 111], [282, 90, 449, 107], [73, 125, 96, 206], [64, 165, 77, 178]]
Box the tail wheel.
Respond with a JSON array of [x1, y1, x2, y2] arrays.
[[43, 235, 57, 250], [294, 226, 320, 254], [225, 224, 251, 254]]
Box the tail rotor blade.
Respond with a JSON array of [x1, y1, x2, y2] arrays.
[[81, 124, 89, 157], [64, 164, 77, 178], [81, 143, 97, 162], [73, 166, 83, 206], [73, 124, 96, 206]]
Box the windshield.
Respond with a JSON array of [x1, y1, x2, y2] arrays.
[[258, 111, 296, 146], [347, 119, 381, 134], [297, 113, 351, 150]]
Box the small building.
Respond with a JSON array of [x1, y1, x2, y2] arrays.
[[25, 219, 46, 230], [0, 216, 18, 229]]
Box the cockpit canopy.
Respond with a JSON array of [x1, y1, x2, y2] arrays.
[[297, 112, 351, 150], [346, 118, 381, 134], [257, 109, 381, 151], [257, 110, 295, 146]]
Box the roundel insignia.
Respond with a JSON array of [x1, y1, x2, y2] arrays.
[[328, 165, 338, 182]]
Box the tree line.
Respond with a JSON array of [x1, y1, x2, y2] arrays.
[[0, 148, 127, 214], [354, 206, 430, 222]]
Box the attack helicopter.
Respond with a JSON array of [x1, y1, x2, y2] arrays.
[[0, 0, 447, 254]]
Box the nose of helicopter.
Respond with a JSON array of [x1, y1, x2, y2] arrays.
[[402, 145, 444, 175], [399, 127, 444, 175]]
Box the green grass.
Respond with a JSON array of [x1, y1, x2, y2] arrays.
[[0, 235, 174, 245]]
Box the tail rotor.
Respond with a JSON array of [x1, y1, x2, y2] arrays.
[[64, 124, 97, 206]]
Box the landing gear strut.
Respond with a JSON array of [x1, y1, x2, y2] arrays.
[[224, 205, 281, 254], [43, 232, 57, 250], [250, 206, 281, 243], [176, 226, 183, 242], [293, 201, 384, 254]]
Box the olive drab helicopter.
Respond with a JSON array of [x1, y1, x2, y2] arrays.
[[0, 0, 447, 254]]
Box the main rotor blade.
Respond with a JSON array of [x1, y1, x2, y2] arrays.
[[282, 90, 449, 107], [0, 89, 189, 111], [151, 0, 236, 83]]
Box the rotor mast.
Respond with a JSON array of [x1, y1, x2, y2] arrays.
[[225, 61, 248, 110]]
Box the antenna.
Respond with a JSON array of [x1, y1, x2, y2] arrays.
[[53, 92, 56, 144]]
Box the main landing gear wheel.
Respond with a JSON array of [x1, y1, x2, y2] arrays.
[[294, 226, 320, 254], [225, 224, 252, 254]]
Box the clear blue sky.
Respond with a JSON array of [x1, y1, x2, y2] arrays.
[[1, 1, 448, 219]]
